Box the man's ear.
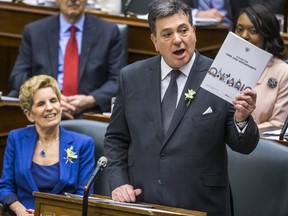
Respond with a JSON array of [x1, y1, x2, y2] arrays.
[[150, 33, 159, 52]]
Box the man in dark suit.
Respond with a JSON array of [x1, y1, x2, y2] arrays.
[[104, 0, 259, 215], [8, 0, 124, 119]]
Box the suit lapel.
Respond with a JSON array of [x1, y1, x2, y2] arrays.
[[145, 57, 165, 142], [51, 127, 73, 194], [47, 15, 60, 78], [79, 15, 94, 82], [163, 52, 210, 144], [22, 127, 39, 192]]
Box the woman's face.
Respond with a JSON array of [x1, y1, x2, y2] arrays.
[[24, 87, 62, 129], [235, 13, 265, 49]]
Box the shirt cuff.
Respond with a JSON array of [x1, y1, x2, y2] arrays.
[[234, 119, 249, 134], [2, 194, 19, 207]]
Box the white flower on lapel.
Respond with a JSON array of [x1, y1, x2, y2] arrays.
[[64, 146, 78, 164], [184, 89, 196, 107]]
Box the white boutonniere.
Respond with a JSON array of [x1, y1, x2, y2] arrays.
[[184, 89, 196, 107], [64, 146, 78, 164]]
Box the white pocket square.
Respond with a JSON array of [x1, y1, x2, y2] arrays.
[[202, 107, 213, 115]]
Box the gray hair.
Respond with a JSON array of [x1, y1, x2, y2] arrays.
[[148, 0, 193, 36]]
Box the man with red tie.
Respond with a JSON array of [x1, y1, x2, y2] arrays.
[[8, 0, 125, 119]]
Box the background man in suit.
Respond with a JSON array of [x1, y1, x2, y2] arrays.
[[104, 0, 259, 215], [8, 0, 125, 119], [182, 0, 233, 26]]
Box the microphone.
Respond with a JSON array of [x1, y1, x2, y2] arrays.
[[123, 0, 134, 16], [82, 156, 108, 216], [279, 115, 288, 140]]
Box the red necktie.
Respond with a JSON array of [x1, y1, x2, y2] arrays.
[[63, 26, 79, 96]]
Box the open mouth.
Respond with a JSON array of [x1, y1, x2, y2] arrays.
[[45, 113, 57, 119], [173, 49, 185, 56]]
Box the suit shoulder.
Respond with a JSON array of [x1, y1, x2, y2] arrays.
[[122, 56, 160, 74], [25, 15, 57, 29], [8, 127, 26, 135], [85, 14, 117, 30], [8, 126, 35, 138], [197, 53, 213, 65]]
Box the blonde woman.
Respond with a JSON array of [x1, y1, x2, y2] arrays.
[[0, 75, 95, 215]]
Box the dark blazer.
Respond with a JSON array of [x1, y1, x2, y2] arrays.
[[0, 126, 95, 209], [8, 14, 124, 113], [104, 52, 259, 216]]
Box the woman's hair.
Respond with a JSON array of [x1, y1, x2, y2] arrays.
[[19, 75, 61, 111], [234, 4, 284, 58], [148, 0, 193, 36]]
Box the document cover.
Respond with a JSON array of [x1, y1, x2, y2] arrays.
[[200, 31, 273, 104]]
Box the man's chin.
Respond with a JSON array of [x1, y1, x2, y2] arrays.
[[66, 11, 82, 21]]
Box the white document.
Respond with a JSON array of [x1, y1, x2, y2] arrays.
[[200, 31, 273, 104]]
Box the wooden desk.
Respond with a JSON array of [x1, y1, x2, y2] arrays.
[[260, 126, 288, 147], [34, 192, 207, 216], [282, 33, 288, 57], [274, 139, 288, 147], [83, 113, 110, 123], [0, 1, 229, 95], [0, 100, 30, 174]]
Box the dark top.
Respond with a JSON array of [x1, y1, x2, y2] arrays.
[[31, 162, 60, 193]]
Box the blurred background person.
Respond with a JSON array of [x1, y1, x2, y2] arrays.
[[234, 4, 288, 133], [0, 75, 95, 215], [182, 0, 233, 26], [7, 0, 125, 119], [94, 0, 122, 14], [249, 0, 286, 15]]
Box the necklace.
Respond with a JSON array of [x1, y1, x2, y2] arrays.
[[38, 137, 59, 158]]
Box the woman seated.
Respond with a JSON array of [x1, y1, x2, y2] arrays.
[[234, 4, 288, 133], [0, 75, 95, 215]]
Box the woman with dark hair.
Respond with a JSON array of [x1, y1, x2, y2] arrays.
[[234, 4, 288, 133]]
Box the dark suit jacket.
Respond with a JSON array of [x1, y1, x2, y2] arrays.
[[8, 14, 124, 113], [104, 52, 259, 216], [0, 126, 95, 209]]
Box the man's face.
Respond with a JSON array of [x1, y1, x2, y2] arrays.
[[150, 13, 197, 69], [56, 0, 87, 23]]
